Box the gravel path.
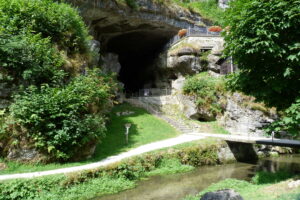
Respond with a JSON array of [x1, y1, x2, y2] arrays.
[[0, 134, 205, 181]]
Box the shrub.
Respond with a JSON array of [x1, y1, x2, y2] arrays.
[[265, 97, 300, 138], [183, 73, 226, 117], [0, 33, 65, 86], [0, 0, 90, 53], [3, 69, 118, 161]]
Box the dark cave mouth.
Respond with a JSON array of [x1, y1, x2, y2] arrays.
[[106, 30, 175, 93]]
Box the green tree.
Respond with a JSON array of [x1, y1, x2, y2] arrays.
[[224, 0, 300, 136], [224, 0, 300, 110]]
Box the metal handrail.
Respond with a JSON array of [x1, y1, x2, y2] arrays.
[[163, 27, 222, 51], [127, 88, 172, 98]]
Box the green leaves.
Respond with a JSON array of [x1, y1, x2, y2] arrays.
[[4, 70, 117, 161], [183, 73, 226, 117], [224, 0, 300, 110]]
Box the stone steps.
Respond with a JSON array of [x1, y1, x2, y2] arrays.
[[126, 98, 194, 134]]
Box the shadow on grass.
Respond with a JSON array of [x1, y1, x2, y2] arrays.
[[90, 103, 169, 161], [0, 103, 178, 174]]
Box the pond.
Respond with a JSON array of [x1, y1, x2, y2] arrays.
[[94, 155, 300, 200]]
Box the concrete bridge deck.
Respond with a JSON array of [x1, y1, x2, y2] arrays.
[[191, 133, 300, 148]]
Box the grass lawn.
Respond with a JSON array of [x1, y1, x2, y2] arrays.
[[195, 120, 230, 134], [0, 103, 179, 175], [183, 173, 300, 200]]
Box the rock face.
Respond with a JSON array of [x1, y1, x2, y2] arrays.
[[101, 53, 122, 74], [163, 36, 225, 76], [218, 0, 231, 9], [201, 189, 244, 200], [67, 0, 207, 47], [220, 93, 277, 136]]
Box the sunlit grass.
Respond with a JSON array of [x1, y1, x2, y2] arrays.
[[0, 103, 179, 174]]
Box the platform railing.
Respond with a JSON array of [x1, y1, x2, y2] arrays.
[[163, 27, 222, 51], [127, 88, 172, 98]]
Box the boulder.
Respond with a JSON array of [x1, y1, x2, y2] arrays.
[[101, 53, 122, 74], [89, 40, 101, 66], [218, 0, 231, 9], [7, 147, 46, 163], [0, 162, 7, 171], [176, 94, 199, 119], [200, 189, 244, 200]]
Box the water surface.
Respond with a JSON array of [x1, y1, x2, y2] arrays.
[[95, 155, 300, 200]]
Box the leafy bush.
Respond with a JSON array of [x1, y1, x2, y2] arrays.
[[266, 97, 300, 137], [0, 0, 90, 53], [3, 70, 117, 161], [0, 33, 65, 86], [183, 73, 226, 117]]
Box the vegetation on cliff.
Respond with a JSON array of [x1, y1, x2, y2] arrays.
[[224, 0, 300, 136], [0, 0, 117, 162], [117, 0, 225, 25], [183, 72, 226, 118]]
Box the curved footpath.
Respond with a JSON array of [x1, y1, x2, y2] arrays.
[[1, 133, 299, 181], [0, 134, 205, 181]]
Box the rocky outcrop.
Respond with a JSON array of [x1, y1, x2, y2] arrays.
[[167, 47, 203, 75], [101, 53, 122, 74], [220, 93, 277, 136], [67, 0, 207, 47], [201, 189, 244, 200], [218, 0, 231, 9], [163, 37, 224, 76]]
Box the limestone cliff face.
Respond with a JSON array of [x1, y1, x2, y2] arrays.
[[67, 0, 207, 47]]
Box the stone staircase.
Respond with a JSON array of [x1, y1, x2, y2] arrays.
[[125, 98, 194, 134]]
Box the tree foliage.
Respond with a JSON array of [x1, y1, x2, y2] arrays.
[[224, 0, 300, 110], [0, 33, 65, 86], [224, 0, 300, 136], [0, 0, 91, 87]]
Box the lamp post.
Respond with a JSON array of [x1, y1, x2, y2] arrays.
[[125, 123, 131, 144], [272, 131, 275, 142]]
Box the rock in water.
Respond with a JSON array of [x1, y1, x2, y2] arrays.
[[200, 189, 244, 200]]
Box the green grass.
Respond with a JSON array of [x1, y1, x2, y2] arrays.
[[146, 158, 194, 176], [171, 0, 225, 25], [183, 171, 300, 200], [195, 120, 230, 134], [0, 103, 179, 174], [93, 103, 180, 160]]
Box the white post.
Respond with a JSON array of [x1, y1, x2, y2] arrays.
[[125, 123, 131, 144], [272, 131, 275, 142]]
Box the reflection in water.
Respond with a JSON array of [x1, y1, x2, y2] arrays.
[[94, 155, 300, 200]]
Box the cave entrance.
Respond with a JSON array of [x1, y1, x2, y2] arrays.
[[107, 30, 175, 94]]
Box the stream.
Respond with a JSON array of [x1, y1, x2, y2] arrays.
[[95, 155, 300, 200]]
